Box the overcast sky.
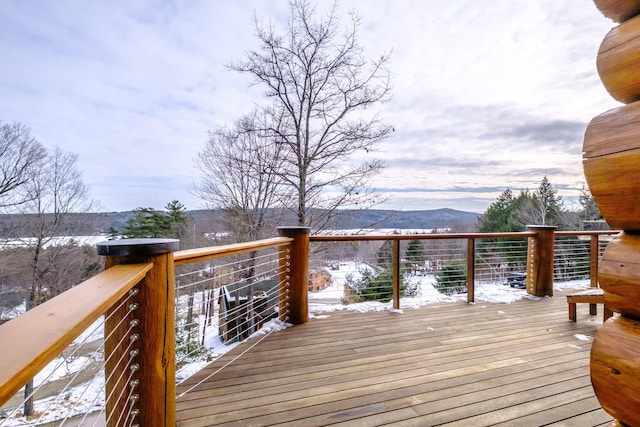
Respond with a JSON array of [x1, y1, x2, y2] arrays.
[[0, 1, 620, 213]]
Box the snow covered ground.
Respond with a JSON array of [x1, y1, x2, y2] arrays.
[[308, 261, 593, 314]]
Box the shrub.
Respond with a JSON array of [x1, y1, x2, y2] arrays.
[[345, 265, 418, 303], [435, 259, 467, 295]]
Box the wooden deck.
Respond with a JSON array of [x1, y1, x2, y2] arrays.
[[176, 290, 614, 426]]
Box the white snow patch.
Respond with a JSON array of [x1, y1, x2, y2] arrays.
[[309, 263, 596, 317], [574, 334, 593, 342], [5, 373, 105, 426], [249, 318, 292, 338], [35, 356, 94, 385], [310, 314, 330, 319], [176, 360, 210, 382]]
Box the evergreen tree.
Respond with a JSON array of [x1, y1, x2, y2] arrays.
[[121, 201, 192, 239], [405, 239, 426, 270], [478, 188, 517, 232], [532, 176, 563, 226], [435, 259, 467, 295], [122, 207, 169, 238], [165, 200, 188, 239], [578, 185, 602, 221]]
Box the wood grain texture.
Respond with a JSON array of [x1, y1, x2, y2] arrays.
[[597, 13, 640, 103], [598, 232, 640, 319], [594, 0, 640, 22], [583, 102, 640, 158], [104, 252, 176, 427], [591, 316, 640, 426], [278, 228, 309, 325], [176, 291, 611, 426], [582, 103, 640, 229], [0, 263, 152, 407], [526, 226, 555, 297], [584, 149, 640, 230], [174, 237, 292, 266]]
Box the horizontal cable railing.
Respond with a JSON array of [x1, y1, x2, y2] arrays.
[[172, 234, 295, 399], [555, 230, 618, 287], [310, 230, 620, 309], [0, 263, 152, 426], [173, 246, 290, 382], [310, 232, 533, 308], [0, 228, 621, 425]]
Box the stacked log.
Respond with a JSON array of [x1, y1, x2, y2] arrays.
[[586, 1, 640, 425]]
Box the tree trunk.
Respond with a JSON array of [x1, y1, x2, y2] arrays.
[[23, 290, 36, 417], [23, 380, 33, 417]]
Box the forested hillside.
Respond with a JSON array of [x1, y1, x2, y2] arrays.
[[0, 208, 479, 237]]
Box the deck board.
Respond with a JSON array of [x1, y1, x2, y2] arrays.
[[176, 290, 613, 426]]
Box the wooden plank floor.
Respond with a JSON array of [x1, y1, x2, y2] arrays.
[[176, 290, 614, 426]]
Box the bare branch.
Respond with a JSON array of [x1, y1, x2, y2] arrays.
[[227, 0, 393, 228]]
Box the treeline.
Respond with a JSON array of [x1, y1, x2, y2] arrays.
[[477, 176, 602, 232], [0, 207, 480, 238]]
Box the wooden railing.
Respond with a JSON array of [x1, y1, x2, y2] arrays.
[[311, 228, 619, 307], [0, 233, 294, 427], [0, 226, 619, 425], [0, 263, 153, 406]]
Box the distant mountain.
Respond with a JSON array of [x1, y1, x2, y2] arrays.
[[0, 208, 480, 237], [327, 208, 479, 230]]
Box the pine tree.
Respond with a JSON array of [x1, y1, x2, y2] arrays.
[[165, 200, 188, 239], [121, 207, 169, 238], [478, 188, 518, 232], [578, 185, 602, 221], [533, 176, 563, 226], [405, 239, 426, 270]]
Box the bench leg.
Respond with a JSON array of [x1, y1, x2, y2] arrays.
[[569, 303, 577, 322], [590, 303, 597, 316]]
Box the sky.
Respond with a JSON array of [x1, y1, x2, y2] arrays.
[[0, 0, 621, 214]]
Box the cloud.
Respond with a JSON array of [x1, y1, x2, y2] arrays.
[[0, 0, 620, 215]]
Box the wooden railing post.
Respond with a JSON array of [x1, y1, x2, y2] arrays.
[[392, 240, 401, 310], [277, 227, 310, 325], [96, 238, 179, 427], [590, 234, 599, 288], [526, 225, 557, 297], [467, 238, 475, 303]]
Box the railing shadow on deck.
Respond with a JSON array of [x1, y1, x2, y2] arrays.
[[0, 227, 619, 426]]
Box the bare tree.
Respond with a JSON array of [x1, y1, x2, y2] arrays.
[[20, 146, 93, 417], [194, 110, 288, 242], [230, 0, 393, 228], [193, 110, 289, 332], [22, 146, 92, 307], [0, 121, 47, 209]]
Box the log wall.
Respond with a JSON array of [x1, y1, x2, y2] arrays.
[[586, 1, 640, 425]]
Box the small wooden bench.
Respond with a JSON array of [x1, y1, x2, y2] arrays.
[[566, 288, 613, 322]]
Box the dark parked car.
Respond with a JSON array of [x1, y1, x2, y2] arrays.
[[506, 272, 526, 288]]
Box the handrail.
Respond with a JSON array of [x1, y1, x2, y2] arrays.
[[310, 231, 537, 241], [311, 230, 621, 242], [310, 229, 619, 306], [556, 230, 621, 237], [0, 228, 620, 422], [174, 236, 293, 265], [0, 262, 153, 406]]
